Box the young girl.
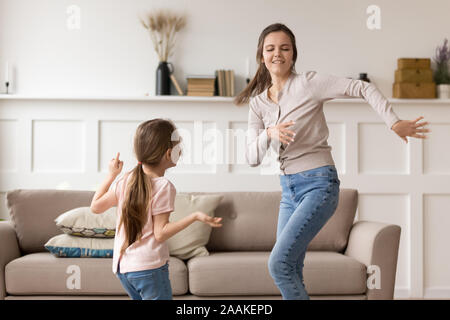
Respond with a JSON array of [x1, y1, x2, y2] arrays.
[[90, 118, 223, 300], [235, 23, 430, 300]]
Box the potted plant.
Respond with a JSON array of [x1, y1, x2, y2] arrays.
[[433, 38, 450, 99], [140, 10, 186, 95]]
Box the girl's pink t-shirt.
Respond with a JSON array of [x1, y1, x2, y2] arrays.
[[112, 171, 176, 274]]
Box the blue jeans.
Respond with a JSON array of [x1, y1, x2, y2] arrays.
[[116, 262, 172, 300], [268, 165, 340, 300]]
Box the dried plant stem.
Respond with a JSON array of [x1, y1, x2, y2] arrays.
[[140, 10, 186, 62]]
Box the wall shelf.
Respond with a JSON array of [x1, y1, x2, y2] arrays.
[[1, 94, 450, 104]]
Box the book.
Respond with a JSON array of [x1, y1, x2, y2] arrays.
[[186, 75, 216, 79], [225, 70, 230, 96], [214, 69, 235, 97], [220, 70, 226, 96], [187, 79, 216, 85], [216, 70, 223, 96], [187, 91, 215, 96], [170, 74, 184, 95], [188, 86, 215, 92], [187, 84, 216, 89], [230, 70, 235, 96]]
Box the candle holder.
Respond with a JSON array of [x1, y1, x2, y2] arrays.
[[5, 82, 10, 94]]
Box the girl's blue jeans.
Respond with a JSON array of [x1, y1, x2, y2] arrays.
[[268, 165, 340, 300], [116, 262, 172, 300]]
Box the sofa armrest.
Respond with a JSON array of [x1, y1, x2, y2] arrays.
[[0, 221, 21, 300], [344, 220, 401, 300]]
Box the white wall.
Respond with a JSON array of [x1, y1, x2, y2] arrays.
[[1, 0, 450, 300], [0, 0, 449, 96]]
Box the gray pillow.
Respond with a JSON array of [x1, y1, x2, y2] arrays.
[[167, 194, 223, 260]]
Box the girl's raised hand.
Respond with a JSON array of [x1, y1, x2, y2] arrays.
[[108, 152, 123, 178], [195, 211, 223, 227], [391, 116, 431, 143]]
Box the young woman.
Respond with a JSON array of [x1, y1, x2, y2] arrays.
[[235, 23, 429, 300]]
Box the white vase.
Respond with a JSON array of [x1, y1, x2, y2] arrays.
[[437, 84, 450, 99]]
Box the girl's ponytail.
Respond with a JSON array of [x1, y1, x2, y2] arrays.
[[118, 163, 152, 255]]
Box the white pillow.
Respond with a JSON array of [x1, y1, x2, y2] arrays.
[[55, 207, 117, 238], [167, 194, 223, 260], [45, 234, 114, 258]]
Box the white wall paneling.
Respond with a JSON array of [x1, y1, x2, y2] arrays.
[[0, 119, 18, 172], [1, 95, 450, 299], [423, 124, 450, 175], [32, 120, 85, 173], [358, 122, 409, 174], [423, 194, 450, 299]]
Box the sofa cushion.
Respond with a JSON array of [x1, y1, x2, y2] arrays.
[[5, 253, 188, 296], [7, 190, 95, 254], [203, 189, 357, 252], [308, 189, 358, 251], [187, 251, 366, 296]]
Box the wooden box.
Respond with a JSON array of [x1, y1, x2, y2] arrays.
[[395, 69, 433, 83], [393, 82, 436, 98], [398, 58, 431, 69]]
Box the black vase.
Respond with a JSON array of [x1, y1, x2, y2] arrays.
[[358, 73, 371, 83], [156, 61, 173, 95]]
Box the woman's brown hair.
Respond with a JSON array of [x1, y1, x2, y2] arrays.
[[118, 119, 180, 254], [234, 23, 298, 106]]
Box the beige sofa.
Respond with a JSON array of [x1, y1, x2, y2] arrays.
[[0, 188, 400, 300]]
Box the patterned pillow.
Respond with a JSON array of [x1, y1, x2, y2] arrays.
[[55, 207, 117, 238], [45, 234, 114, 258]]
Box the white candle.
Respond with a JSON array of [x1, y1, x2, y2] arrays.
[[5, 61, 9, 82], [246, 57, 250, 78]]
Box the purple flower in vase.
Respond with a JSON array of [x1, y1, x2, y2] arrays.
[[433, 38, 450, 84]]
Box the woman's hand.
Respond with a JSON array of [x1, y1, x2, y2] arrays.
[[267, 121, 296, 145], [108, 152, 123, 178], [195, 211, 223, 228], [391, 116, 430, 143]]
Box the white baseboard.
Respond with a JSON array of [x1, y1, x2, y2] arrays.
[[424, 287, 450, 299], [394, 287, 411, 299]]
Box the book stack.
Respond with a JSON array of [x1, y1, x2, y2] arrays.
[[215, 69, 235, 97], [393, 58, 436, 98], [186, 75, 216, 96]]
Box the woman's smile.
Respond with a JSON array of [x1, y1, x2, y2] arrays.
[[262, 31, 294, 77]]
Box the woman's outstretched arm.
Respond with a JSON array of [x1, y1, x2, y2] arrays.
[[305, 71, 430, 142]]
